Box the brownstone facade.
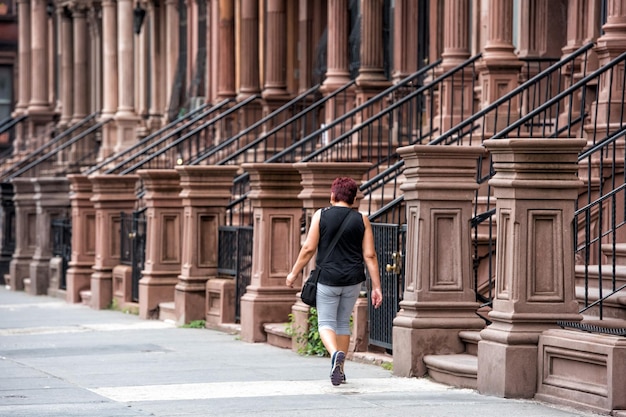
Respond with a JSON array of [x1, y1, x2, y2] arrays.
[[2, 1, 626, 415]]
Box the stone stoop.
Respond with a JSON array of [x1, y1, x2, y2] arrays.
[[423, 330, 482, 390], [423, 353, 478, 390], [79, 290, 91, 306], [157, 301, 176, 322], [263, 322, 292, 349], [3, 274, 10, 287]]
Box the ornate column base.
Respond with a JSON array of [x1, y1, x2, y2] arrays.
[[240, 286, 300, 343]]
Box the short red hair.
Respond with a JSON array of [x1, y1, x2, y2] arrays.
[[331, 177, 358, 205]]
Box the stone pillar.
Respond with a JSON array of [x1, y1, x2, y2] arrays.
[[66, 175, 96, 303], [263, 0, 289, 99], [438, 0, 472, 131], [391, 145, 486, 377], [27, 179, 70, 296], [392, 0, 419, 83], [239, 164, 302, 343], [478, 138, 586, 398], [174, 166, 238, 325], [0, 183, 15, 284], [59, 6, 73, 128], [165, 0, 179, 116], [89, 175, 139, 309], [15, 0, 31, 115], [292, 162, 371, 353], [29, 0, 49, 112], [217, 0, 236, 100], [147, 2, 163, 130], [356, 0, 387, 86], [9, 179, 37, 292], [114, 0, 139, 153], [477, 0, 522, 130], [593, 0, 626, 125], [297, 0, 314, 94], [136, 170, 183, 319], [100, 0, 119, 159], [323, 0, 351, 90], [238, 0, 261, 100], [71, 5, 88, 123]]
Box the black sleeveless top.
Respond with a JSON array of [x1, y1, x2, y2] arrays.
[[316, 206, 366, 286]]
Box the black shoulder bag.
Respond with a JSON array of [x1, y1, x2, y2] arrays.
[[300, 210, 352, 307]]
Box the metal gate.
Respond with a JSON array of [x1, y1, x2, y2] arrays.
[[218, 225, 253, 322], [368, 223, 406, 351], [120, 209, 147, 302], [51, 217, 72, 290]]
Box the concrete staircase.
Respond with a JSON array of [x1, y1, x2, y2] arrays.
[[423, 330, 481, 389]]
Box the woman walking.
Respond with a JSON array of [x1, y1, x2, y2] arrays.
[[286, 177, 383, 386]]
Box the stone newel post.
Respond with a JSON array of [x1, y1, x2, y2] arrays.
[[89, 175, 139, 309], [392, 145, 486, 377], [66, 175, 96, 303], [137, 170, 183, 319], [239, 164, 303, 343], [478, 138, 585, 398], [9, 179, 37, 292], [175, 166, 238, 326]]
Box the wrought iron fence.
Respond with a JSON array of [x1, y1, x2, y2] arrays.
[[51, 217, 72, 291], [120, 209, 147, 302], [218, 225, 253, 322]]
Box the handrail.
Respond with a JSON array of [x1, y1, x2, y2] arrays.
[[88, 100, 231, 175], [0, 112, 98, 181], [117, 95, 259, 175], [189, 84, 324, 165], [489, 49, 626, 140], [267, 57, 457, 163], [429, 42, 595, 145], [4, 118, 113, 182], [0, 114, 27, 134]]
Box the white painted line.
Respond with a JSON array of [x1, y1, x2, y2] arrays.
[[0, 321, 175, 336], [90, 378, 453, 402]]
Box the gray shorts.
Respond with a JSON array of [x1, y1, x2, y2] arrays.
[[316, 282, 362, 335]]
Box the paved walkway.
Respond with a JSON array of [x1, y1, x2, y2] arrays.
[[0, 286, 605, 417]]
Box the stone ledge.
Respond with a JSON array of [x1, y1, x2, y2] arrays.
[[264, 322, 292, 350], [423, 353, 477, 390]]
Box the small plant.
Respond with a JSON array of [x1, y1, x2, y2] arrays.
[[182, 320, 206, 329], [286, 308, 329, 357], [381, 361, 393, 371]]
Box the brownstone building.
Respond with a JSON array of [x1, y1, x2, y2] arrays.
[[1, 0, 625, 415]]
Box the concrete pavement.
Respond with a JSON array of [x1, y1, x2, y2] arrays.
[[0, 286, 604, 417]]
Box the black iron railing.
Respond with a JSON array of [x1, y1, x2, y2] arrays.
[[217, 225, 253, 322], [85, 101, 226, 175], [51, 217, 72, 291], [120, 209, 146, 302]]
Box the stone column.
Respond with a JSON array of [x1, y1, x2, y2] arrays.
[[239, 164, 303, 343], [15, 0, 31, 115], [593, 0, 626, 125], [101, 0, 118, 158], [71, 5, 88, 123], [356, 0, 387, 86], [175, 166, 238, 325], [165, 0, 179, 116], [29, 0, 48, 112], [292, 162, 371, 353], [297, 0, 314, 94], [28, 179, 70, 296], [323, 0, 351, 91], [136, 170, 183, 319], [438, 0, 472, 131], [66, 175, 96, 303], [391, 145, 486, 377], [392, 0, 419, 83], [115, 0, 139, 153], [262, 0, 289, 100], [217, 0, 236, 100], [58, 6, 73, 128], [8, 179, 37, 292], [478, 138, 586, 398], [477, 0, 522, 130], [147, 2, 163, 130], [238, 0, 261, 100], [89, 175, 139, 310]]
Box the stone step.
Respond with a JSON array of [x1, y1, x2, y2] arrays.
[[264, 322, 292, 350], [3, 273, 10, 288], [158, 301, 176, 323], [423, 353, 478, 390], [601, 243, 626, 266], [458, 330, 481, 356], [79, 290, 91, 306]]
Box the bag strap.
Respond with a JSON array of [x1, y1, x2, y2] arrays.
[[316, 209, 353, 268]]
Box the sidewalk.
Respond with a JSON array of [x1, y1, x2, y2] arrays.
[[0, 286, 604, 417]]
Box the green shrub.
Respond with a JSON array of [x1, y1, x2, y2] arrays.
[[286, 308, 329, 357]]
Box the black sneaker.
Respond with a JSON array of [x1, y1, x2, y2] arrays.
[[330, 351, 345, 386]]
